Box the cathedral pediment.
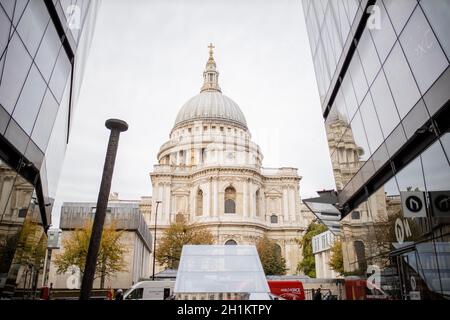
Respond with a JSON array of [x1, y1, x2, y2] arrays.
[[265, 188, 282, 197], [172, 187, 190, 196]]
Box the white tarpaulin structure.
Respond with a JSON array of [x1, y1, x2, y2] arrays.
[[174, 245, 270, 294]]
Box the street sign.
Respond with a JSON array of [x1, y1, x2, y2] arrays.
[[401, 191, 427, 218], [429, 191, 450, 218]]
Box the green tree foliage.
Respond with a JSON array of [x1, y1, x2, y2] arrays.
[[256, 235, 286, 275], [297, 222, 327, 277], [155, 216, 214, 269], [53, 220, 127, 288]]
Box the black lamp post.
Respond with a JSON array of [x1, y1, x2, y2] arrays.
[[152, 201, 162, 280], [79, 119, 128, 300]]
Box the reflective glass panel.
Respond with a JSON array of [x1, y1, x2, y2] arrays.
[[421, 140, 450, 192], [359, 94, 383, 153], [349, 110, 371, 161], [31, 89, 59, 151], [383, 41, 421, 119], [12, 64, 47, 135], [16, 0, 50, 57], [420, 0, 450, 59], [370, 1, 397, 63], [383, 0, 417, 35], [370, 71, 400, 137], [358, 30, 381, 86], [0, 32, 32, 114], [400, 6, 448, 94]]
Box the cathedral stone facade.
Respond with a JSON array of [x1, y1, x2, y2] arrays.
[[141, 45, 313, 274]]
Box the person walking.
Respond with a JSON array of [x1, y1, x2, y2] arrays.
[[313, 288, 322, 301], [48, 283, 54, 300], [115, 289, 124, 300], [107, 287, 113, 300]]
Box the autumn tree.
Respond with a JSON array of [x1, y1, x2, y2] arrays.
[[329, 239, 344, 275], [3, 217, 47, 294], [296, 221, 327, 277], [155, 217, 214, 269], [256, 235, 286, 275], [53, 220, 127, 289]]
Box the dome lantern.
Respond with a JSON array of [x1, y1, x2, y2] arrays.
[[173, 45, 248, 131], [201, 43, 221, 93]]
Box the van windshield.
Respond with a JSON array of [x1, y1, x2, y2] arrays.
[[125, 288, 143, 300]]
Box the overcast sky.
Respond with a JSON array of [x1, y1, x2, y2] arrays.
[[52, 0, 335, 226]]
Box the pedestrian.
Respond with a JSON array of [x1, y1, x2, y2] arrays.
[[48, 283, 54, 300], [107, 287, 113, 300], [115, 288, 124, 300], [313, 288, 322, 301]]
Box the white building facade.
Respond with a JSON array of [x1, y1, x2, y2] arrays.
[[143, 46, 313, 275], [312, 230, 339, 279]]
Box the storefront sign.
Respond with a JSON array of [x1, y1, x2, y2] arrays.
[[429, 191, 450, 217], [395, 218, 412, 244], [401, 191, 427, 218]]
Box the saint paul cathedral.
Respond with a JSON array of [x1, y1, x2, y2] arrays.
[[140, 45, 314, 274]]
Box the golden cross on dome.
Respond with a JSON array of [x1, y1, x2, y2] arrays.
[[208, 43, 215, 57]]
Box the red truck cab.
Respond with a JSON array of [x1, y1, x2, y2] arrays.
[[268, 280, 305, 300]]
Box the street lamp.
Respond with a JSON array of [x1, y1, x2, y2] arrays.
[[152, 200, 162, 280]]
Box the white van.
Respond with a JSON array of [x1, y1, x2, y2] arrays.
[[124, 280, 175, 300]]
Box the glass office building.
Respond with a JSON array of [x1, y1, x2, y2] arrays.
[[0, 0, 100, 297], [302, 0, 450, 299]]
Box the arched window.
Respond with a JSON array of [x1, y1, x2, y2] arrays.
[[196, 189, 203, 216], [224, 186, 236, 214], [225, 239, 237, 245], [354, 241, 367, 271]]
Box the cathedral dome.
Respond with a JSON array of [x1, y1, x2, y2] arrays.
[[174, 91, 247, 129], [173, 44, 248, 130]]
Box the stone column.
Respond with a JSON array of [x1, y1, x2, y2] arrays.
[[158, 184, 164, 223], [213, 178, 218, 217], [249, 184, 255, 219], [283, 187, 289, 223], [205, 181, 211, 217], [152, 183, 159, 224], [289, 187, 296, 222], [165, 183, 171, 223], [190, 187, 196, 217], [261, 189, 266, 221], [243, 179, 248, 218]]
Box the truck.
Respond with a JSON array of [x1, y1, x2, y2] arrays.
[[268, 280, 305, 300]]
